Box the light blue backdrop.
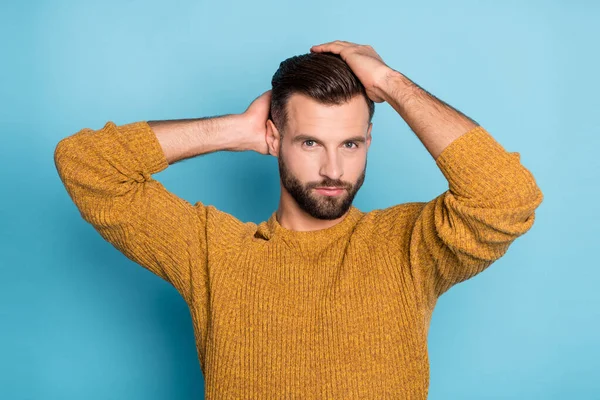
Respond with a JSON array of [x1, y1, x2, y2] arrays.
[[1, 0, 597, 398]]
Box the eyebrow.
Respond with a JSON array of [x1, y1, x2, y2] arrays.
[[292, 134, 367, 144]]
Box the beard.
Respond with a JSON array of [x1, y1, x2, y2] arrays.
[[278, 147, 366, 220]]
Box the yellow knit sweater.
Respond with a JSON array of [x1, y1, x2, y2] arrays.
[[54, 120, 543, 399]]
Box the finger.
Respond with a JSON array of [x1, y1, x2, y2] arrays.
[[335, 40, 359, 46], [318, 40, 359, 47], [310, 40, 353, 54], [256, 90, 271, 100]]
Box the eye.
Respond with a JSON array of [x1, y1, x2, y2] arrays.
[[303, 140, 317, 147], [344, 142, 358, 149]]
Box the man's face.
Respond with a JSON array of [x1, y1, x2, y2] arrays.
[[277, 93, 372, 220]]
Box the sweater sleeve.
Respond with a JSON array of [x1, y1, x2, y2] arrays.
[[54, 120, 209, 305], [403, 125, 543, 310]]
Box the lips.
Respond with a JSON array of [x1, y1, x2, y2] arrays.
[[314, 187, 346, 196]]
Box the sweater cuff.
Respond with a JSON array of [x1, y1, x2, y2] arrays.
[[112, 120, 170, 175], [434, 126, 540, 203]]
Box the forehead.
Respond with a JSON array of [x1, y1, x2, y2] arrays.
[[286, 93, 370, 135]]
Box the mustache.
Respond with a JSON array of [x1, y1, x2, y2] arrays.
[[309, 181, 351, 189]]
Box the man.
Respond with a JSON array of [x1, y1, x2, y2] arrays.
[[54, 40, 543, 399]]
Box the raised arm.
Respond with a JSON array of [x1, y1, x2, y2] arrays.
[[311, 41, 544, 310], [367, 48, 543, 310], [53, 91, 272, 306], [399, 126, 542, 310]]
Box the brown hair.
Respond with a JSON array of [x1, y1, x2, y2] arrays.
[[269, 52, 375, 136]]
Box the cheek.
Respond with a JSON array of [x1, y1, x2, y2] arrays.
[[345, 154, 366, 174], [289, 152, 321, 175], [355, 157, 367, 172]]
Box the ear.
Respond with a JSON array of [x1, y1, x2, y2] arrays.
[[366, 122, 373, 150], [266, 119, 282, 157]]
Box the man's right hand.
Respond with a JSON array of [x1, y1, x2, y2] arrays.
[[149, 90, 273, 163], [241, 90, 272, 155]]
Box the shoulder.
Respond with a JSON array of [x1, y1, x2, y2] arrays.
[[362, 202, 427, 227], [354, 202, 428, 246], [203, 204, 256, 236]]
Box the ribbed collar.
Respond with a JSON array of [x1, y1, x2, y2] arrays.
[[257, 205, 364, 248]]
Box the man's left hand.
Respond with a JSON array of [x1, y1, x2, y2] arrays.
[[310, 40, 395, 103]]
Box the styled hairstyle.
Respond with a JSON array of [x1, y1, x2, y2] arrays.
[[269, 52, 375, 136]]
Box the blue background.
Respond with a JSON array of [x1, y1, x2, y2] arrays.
[[1, 0, 598, 398]]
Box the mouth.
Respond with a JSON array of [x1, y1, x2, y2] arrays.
[[314, 187, 346, 196]]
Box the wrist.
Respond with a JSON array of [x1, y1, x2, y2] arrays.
[[221, 113, 251, 152], [190, 113, 248, 153], [374, 68, 416, 105], [236, 110, 270, 154]]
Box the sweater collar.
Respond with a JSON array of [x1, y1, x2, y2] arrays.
[[259, 205, 364, 245]]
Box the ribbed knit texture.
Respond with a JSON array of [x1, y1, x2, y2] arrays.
[[54, 121, 543, 399]]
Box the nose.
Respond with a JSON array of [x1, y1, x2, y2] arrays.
[[319, 149, 343, 180]]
